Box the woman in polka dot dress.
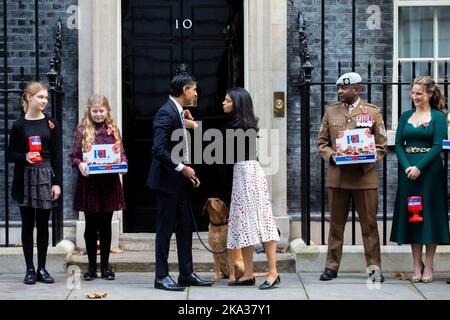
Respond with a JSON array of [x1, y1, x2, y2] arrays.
[[222, 87, 280, 290]]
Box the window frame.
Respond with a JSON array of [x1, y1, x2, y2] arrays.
[[392, 0, 450, 129]]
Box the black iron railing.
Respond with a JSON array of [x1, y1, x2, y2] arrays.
[[1, 0, 64, 247]]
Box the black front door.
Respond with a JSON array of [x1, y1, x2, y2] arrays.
[[122, 0, 244, 232]]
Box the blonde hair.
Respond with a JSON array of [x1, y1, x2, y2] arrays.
[[411, 76, 447, 114], [21, 82, 48, 113], [79, 95, 119, 151]]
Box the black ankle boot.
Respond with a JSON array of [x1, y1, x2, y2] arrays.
[[23, 268, 36, 285]]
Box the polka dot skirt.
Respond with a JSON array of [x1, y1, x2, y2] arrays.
[[227, 160, 280, 249]]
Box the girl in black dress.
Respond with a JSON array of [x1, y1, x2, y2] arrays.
[[8, 82, 62, 284]]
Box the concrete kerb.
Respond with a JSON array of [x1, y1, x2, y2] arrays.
[[290, 238, 450, 273], [0, 239, 75, 274]]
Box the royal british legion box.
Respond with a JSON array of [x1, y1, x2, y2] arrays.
[[83, 144, 128, 175], [335, 128, 376, 165]]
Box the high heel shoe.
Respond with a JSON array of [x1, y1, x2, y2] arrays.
[[259, 275, 281, 290], [421, 272, 433, 283], [411, 261, 424, 283], [421, 265, 433, 283]]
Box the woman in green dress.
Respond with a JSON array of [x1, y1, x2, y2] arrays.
[[391, 76, 450, 283]]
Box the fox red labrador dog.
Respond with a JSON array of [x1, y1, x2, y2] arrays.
[[202, 198, 244, 282]]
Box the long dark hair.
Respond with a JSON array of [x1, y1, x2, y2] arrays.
[[227, 87, 259, 131]]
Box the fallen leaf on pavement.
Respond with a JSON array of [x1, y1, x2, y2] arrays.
[[110, 247, 123, 253], [86, 292, 108, 299], [392, 272, 408, 280]]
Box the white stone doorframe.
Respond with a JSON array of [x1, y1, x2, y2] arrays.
[[77, 0, 289, 248]]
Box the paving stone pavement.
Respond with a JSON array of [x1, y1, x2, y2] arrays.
[[0, 272, 449, 301]]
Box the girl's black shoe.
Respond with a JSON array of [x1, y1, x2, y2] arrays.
[[23, 268, 36, 285], [101, 267, 115, 280], [83, 270, 98, 281], [36, 268, 54, 284]]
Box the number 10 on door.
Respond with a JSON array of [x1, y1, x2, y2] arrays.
[[175, 19, 193, 30]]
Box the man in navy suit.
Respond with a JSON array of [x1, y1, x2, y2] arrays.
[[147, 72, 213, 291]]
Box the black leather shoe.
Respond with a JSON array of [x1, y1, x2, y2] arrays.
[[369, 270, 385, 283], [228, 277, 256, 286], [36, 268, 54, 284], [23, 268, 36, 285], [259, 275, 281, 290], [83, 270, 98, 281], [178, 273, 213, 287], [320, 268, 337, 281], [447, 277, 450, 284], [155, 275, 186, 291], [101, 267, 115, 280]]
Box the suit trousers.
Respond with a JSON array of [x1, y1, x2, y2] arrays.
[[325, 188, 381, 271], [154, 187, 194, 278]]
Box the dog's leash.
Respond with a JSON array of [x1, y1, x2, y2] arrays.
[[191, 210, 228, 255]]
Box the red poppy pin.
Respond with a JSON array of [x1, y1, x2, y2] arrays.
[[423, 122, 429, 127], [48, 120, 55, 129], [107, 127, 113, 136]]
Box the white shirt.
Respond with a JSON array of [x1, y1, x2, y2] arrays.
[[170, 96, 184, 123]]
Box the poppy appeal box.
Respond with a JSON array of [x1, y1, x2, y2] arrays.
[[83, 144, 128, 175], [335, 128, 376, 165]]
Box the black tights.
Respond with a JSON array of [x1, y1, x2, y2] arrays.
[[20, 206, 51, 271], [84, 212, 113, 271]]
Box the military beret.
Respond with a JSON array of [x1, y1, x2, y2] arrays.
[[336, 72, 362, 86]]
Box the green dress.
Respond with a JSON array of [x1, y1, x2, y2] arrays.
[[391, 108, 450, 244]]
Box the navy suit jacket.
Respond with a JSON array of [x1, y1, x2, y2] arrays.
[[147, 99, 189, 194]]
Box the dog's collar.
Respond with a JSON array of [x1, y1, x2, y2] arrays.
[[210, 219, 228, 227]]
